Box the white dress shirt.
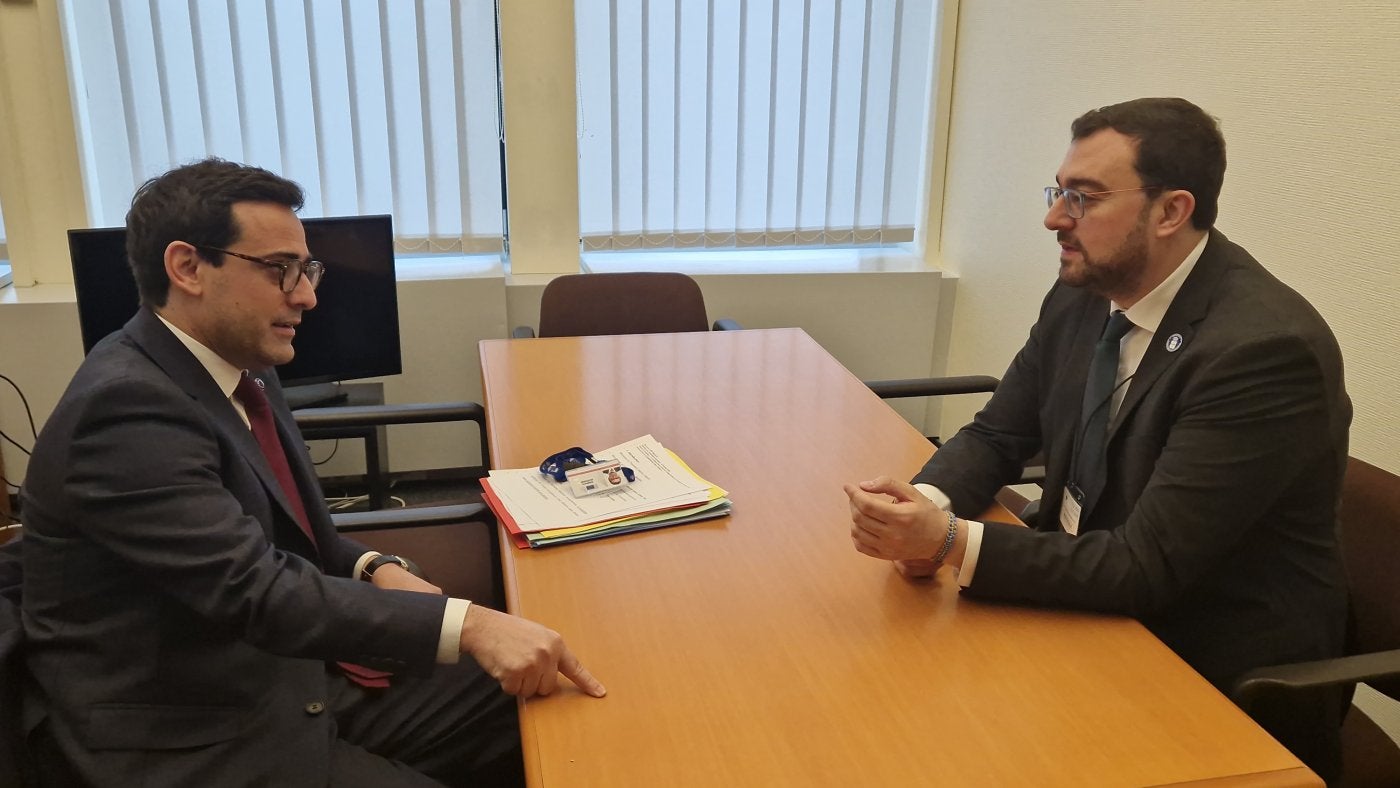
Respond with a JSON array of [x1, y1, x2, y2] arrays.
[[156, 313, 469, 662], [915, 234, 1208, 586]]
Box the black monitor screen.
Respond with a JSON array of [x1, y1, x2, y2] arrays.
[[68, 215, 402, 392]]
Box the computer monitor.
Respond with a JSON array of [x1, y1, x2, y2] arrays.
[[68, 215, 402, 407]]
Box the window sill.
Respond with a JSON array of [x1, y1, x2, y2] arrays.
[[0, 246, 939, 306], [0, 281, 73, 305], [0, 255, 504, 307], [395, 253, 503, 281], [582, 245, 934, 276]]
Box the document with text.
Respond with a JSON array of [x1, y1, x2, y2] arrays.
[[480, 434, 731, 547]]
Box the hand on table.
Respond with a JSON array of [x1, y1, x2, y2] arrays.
[[891, 558, 940, 580], [460, 605, 607, 699], [844, 476, 961, 568]]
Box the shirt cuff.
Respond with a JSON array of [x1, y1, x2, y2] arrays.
[[913, 483, 951, 511], [438, 598, 471, 664], [353, 551, 381, 580], [957, 519, 984, 588], [356, 550, 467, 663], [912, 484, 984, 586]]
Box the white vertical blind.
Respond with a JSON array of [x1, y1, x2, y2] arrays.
[[576, 0, 936, 251], [63, 0, 503, 253]]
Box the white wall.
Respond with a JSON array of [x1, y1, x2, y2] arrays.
[[936, 0, 1400, 475]]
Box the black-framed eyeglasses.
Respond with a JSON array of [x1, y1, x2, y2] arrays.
[[1044, 185, 1158, 219], [195, 245, 326, 293]]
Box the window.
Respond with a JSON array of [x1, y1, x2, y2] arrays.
[[63, 0, 503, 254], [575, 0, 936, 251], [39, 1, 949, 279]]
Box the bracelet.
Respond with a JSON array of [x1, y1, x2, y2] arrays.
[[932, 511, 959, 565]]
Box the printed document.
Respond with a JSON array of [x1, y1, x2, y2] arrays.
[[485, 434, 718, 532]]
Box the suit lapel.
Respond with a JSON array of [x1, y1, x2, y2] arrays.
[[1107, 230, 1231, 441], [124, 310, 318, 555]]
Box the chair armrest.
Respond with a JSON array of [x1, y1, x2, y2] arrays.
[[712, 318, 744, 331], [1230, 648, 1400, 713], [292, 401, 483, 429], [294, 401, 489, 477], [1019, 466, 1046, 485], [512, 326, 537, 339], [864, 375, 1001, 400], [330, 502, 491, 532]]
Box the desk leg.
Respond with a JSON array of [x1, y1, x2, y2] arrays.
[[365, 425, 389, 509]]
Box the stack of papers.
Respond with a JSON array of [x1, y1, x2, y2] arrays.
[[480, 435, 731, 548]]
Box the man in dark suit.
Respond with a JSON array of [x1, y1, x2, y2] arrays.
[[20, 159, 605, 786], [846, 98, 1350, 780]]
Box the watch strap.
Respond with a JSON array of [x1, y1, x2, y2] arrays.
[[361, 553, 411, 581]]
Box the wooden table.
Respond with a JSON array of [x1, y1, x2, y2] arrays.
[[479, 328, 1317, 787]]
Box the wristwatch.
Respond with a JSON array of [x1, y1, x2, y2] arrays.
[[361, 553, 413, 581]]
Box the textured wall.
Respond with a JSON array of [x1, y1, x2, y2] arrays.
[[937, 0, 1400, 473]]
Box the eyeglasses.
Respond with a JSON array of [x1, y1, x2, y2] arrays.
[[1044, 185, 1158, 219], [196, 245, 326, 293]]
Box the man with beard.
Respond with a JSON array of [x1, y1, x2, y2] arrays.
[[845, 98, 1350, 781]]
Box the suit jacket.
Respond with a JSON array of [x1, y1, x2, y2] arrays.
[[915, 230, 1350, 690], [21, 308, 449, 786]]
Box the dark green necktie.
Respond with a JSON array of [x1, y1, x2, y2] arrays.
[[1076, 310, 1133, 509]]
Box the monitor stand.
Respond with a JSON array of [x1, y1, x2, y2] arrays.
[[284, 382, 350, 410]]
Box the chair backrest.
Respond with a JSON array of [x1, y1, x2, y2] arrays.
[[537, 273, 710, 337], [0, 537, 29, 785], [1339, 456, 1400, 701]]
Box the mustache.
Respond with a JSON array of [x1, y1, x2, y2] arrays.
[[1057, 233, 1081, 250]]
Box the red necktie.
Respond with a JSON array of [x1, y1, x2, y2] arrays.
[[236, 375, 391, 689], [235, 374, 316, 548]]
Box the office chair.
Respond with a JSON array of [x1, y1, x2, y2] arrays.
[[1230, 456, 1400, 788], [512, 272, 742, 338], [0, 535, 27, 786], [0, 603, 31, 786], [293, 402, 503, 607]]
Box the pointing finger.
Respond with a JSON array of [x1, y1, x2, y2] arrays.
[[558, 648, 607, 698]]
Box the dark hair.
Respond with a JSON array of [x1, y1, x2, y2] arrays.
[[125, 158, 304, 306], [1071, 97, 1225, 230]]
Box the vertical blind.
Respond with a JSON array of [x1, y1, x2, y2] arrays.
[[64, 0, 503, 253], [575, 0, 936, 251]]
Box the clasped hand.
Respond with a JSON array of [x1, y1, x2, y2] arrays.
[[845, 476, 949, 578]]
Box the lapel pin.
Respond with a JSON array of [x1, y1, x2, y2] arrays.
[[1165, 333, 1183, 353], [255, 377, 266, 389]]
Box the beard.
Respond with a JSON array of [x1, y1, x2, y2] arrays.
[[1057, 204, 1152, 298]]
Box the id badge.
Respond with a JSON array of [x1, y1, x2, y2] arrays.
[[1060, 484, 1084, 536], [565, 459, 631, 497]]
